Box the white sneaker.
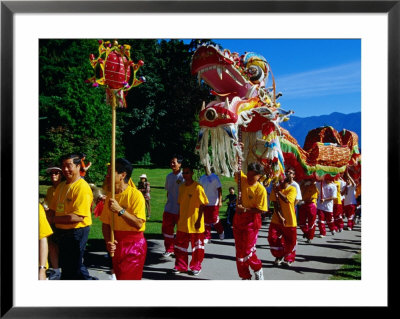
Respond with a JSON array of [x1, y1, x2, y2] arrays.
[[162, 251, 173, 258], [204, 239, 209, 244], [273, 257, 283, 266], [254, 269, 264, 280], [109, 273, 117, 280], [317, 234, 325, 238], [219, 232, 225, 240]]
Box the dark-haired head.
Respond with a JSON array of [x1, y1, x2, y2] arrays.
[[61, 153, 82, 166], [247, 162, 264, 175], [115, 158, 133, 183], [171, 154, 183, 164]]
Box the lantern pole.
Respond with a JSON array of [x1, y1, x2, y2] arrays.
[[110, 93, 117, 257]]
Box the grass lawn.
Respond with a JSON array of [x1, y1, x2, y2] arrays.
[[329, 251, 361, 280], [39, 167, 237, 240]]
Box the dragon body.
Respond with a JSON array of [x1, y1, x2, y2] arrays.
[[191, 44, 360, 182]]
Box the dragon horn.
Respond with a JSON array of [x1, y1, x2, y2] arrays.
[[201, 101, 206, 110], [225, 97, 230, 109]]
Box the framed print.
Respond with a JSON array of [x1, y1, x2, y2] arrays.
[[1, 0, 396, 316]]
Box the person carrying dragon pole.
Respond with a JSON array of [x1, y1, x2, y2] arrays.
[[232, 162, 268, 280], [267, 173, 298, 267]]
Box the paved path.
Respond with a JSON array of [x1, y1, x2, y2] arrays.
[[83, 219, 361, 280]]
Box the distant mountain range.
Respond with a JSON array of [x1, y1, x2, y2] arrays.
[[280, 111, 361, 149]]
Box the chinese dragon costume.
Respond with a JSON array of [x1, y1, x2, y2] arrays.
[[191, 44, 360, 183]]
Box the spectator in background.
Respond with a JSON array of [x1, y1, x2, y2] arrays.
[[223, 187, 237, 226], [199, 167, 224, 242], [43, 165, 63, 280], [138, 173, 151, 220], [161, 155, 185, 258]]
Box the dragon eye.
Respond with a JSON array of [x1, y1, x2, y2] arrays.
[[205, 108, 217, 121]]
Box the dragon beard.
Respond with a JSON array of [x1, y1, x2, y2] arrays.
[[196, 124, 242, 177]]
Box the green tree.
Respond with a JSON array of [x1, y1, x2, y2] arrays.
[[39, 39, 116, 183], [39, 39, 215, 182]]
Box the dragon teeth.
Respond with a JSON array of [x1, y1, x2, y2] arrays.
[[217, 66, 223, 80], [198, 73, 202, 86]]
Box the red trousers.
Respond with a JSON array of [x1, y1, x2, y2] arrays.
[[162, 211, 179, 253], [317, 209, 338, 235], [113, 231, 147, 280], [233, 213, 262, 280], [268, 222, 297, 263], [174, 231, 205, 272], [298, 202, 317, 240], [343, 204, 356, 230], [333, 204, 344, 230], [204, 206, 224, 239]]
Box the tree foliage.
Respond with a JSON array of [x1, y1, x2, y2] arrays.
[[39, 39, 214, 183]]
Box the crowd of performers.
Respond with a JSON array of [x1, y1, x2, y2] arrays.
[[39, 153, 361, 280]]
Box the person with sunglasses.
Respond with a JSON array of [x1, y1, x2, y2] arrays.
[[43, 165, 63, 280]]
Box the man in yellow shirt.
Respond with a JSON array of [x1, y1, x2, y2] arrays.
[[173, 164, 209, 276], [233, 162, 268, 280], [100, 158, 147, 280], [39, 203, 53, 280], [298, 180, 319, 244], [47, 153, 95, 280], [268, 173, 297, 267]]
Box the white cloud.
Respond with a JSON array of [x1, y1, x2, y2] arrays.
[[274, 62, 361, 98]]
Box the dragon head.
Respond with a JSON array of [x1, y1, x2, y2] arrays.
[[192, 44, 289, 177]]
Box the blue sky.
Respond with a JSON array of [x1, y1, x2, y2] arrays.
[[186, 39, 361, 118]]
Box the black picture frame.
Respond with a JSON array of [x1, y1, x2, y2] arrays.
[[1, 0, 395, 317]]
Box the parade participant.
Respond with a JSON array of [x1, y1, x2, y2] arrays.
[[39, 203, 53, 280], [138, 173, 151, 220], [333, 175, 346, 232], [100, 158, 147, 280], [233, 162, 268, 280], [79, 153, 92, 177], [286, 168, 302, 218], [44, 165, 63, 280], [161, 155, 185, 257], [298, 180, 319, 244], [223, 187, 237, 226], [316, 179, 338, 237], [342, 173, 358, 231], [198, 167, 224, 242], [47, 153, 96, 280], [268, 174, 297, 266], [172, 164, 208, 276]]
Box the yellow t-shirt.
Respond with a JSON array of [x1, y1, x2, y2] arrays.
[[333, 181, 342, 205], [39, 204, 53, 240], [102, 178, 136, 192], [45, 185, 56, 207], [236, 172, 268, 212], [300, 183, 319, 204], [100, 185, 146, 232], [50, 178, 93, 230], [177, 181, 209, 234], [270, 185, 297, 227]]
